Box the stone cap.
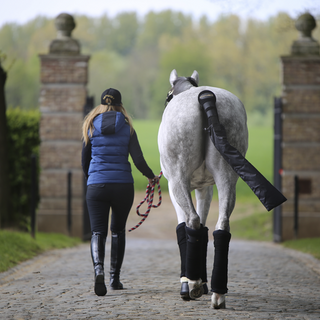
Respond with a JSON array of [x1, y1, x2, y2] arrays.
[[291, 13, 319, 56], [49, 13, 81, 55]]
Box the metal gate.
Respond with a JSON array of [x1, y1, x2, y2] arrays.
[[83, 96, 94, 241], [273, 97, 283, 242]]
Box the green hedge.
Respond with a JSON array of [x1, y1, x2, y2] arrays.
[[3, 108, 40, 228]]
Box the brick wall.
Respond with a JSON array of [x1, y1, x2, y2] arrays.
[[281, 57, 320, 85], [282, 88, 320, 113], [40, 113, 83, 141], [40, 56, 89, 84], [39, 84, 87, 113]]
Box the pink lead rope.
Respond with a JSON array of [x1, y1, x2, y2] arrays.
[[128, 171, 163, 232]]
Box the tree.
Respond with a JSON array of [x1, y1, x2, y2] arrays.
[[150, 29, 212, 118], [137, 10, 192, 50], [0, 11, 319, 120], [0, 55, 9, 228]]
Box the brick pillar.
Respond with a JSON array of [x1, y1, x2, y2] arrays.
[[280, 13, 320, 240], [38, 13, 90, 237]]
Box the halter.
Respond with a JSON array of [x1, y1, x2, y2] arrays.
[[164, 77, 198, 106]]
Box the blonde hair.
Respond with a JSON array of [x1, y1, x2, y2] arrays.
[[82, 99, 134, 145]]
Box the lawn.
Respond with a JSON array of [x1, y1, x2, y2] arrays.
[[0, 231, 81, 273]]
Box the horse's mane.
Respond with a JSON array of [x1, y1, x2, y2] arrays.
[[172, 77, 198, 90]]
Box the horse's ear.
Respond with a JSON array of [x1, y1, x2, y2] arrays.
[[191, 70, 199, 85], [169, 69, 178, 86]]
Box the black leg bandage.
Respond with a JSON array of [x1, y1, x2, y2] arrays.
[[200, 226, 209, 283], [185, 226, 202, 281], [198, 90, 286, 211], [211, 229, 231, 294], [176, 222, 187, 278]]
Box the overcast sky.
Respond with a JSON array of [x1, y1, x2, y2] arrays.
[[0, 0, 319, 27]]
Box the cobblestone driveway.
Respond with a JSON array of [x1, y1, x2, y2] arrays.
[[1, 236, 320, 319]]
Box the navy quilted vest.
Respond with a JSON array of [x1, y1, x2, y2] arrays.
[[87, 111, 133, 185]]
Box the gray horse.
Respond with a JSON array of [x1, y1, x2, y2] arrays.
[[158, 69, 248, 308]]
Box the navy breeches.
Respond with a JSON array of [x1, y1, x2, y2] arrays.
[[86, 183, 134, 235]]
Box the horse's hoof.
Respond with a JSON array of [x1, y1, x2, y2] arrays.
[[211, 293, 226, 309], [180, 282, 190, 300], [188, 279, 203, 299]]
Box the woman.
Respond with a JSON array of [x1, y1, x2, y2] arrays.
[[82, 88, 158, 296]]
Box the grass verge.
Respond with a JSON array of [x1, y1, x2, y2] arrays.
[[0, 231, 81, 273], [282, 238, 320, 260], [230, 210, 273, 242], [230, 211, 320, 261]]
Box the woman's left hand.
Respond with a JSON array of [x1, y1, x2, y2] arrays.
[[148, 176, 159, 185]]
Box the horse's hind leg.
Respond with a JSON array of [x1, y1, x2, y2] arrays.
[[169, 185, 189, 299], [211, 229, 232, 309], [168, 180, 203, 299], [168, 179, 200, 229], [206, 153, 238, 309], [211, 176, 236, 309], [195, 186, 213, 294], [195, 186, 213, 227]]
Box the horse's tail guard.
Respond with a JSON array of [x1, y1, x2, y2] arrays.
[[198, 90, 286, 211]]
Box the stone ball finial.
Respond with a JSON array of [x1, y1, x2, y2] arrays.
[[49, 13, 80, 55], [55, 13, 76, 39], [295, 13, 317, 39], [291, 12, 319, 55]]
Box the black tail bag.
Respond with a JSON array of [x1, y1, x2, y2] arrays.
[[198, 90, 286, 211]]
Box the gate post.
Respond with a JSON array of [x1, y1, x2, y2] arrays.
[[67, 171, 72, 236], [30, 154, 37, 239], [293, 175, 299, 239], [38, 13, 90, 237], [280, 13, 320, 240], [273, 97, 283, 242]]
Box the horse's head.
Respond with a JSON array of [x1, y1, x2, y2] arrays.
[[165, 69, 199, 105]]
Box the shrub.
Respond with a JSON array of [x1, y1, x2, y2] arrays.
[[3, 108, 40, 228]]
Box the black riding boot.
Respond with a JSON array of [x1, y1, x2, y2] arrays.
[[91, 232, 107, 296], [110, 229, 126, 290], [211, 229, 231, 294], [176, 223, 189, 299]]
